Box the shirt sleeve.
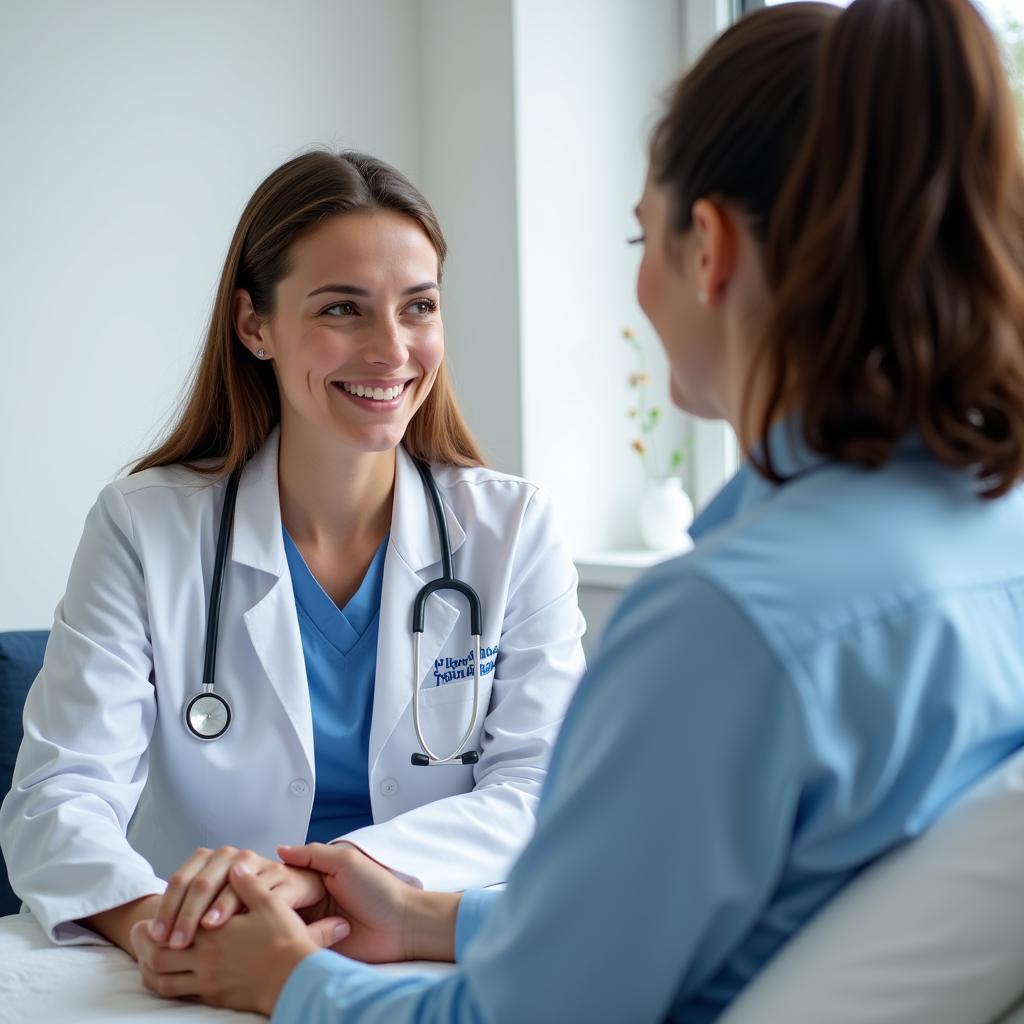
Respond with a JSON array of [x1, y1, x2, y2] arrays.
[[273, 560, 811, 1023], [0, 484, 164, 943], [453, 890, 498, 961]]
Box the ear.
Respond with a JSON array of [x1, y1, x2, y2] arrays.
[[690, 198, 737, 307], [232, 289, 271, 357]]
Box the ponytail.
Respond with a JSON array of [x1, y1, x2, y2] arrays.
[[757, 0, 1024, 497]]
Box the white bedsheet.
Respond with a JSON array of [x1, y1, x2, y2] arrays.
[[0, 912, 453, 1023], [4, 907, 1021, 1022]]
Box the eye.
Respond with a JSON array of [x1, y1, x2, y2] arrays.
[[321, 301, 357, 317], [627, 235, 646, 246], [406, 298, 438, 316]]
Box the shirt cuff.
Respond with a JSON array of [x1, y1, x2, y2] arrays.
[[272, 949, 378, 1023], [454, 889, 500, 961]]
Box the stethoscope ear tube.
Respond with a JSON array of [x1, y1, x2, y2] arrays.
[[408, 457, 486, 766], [412, 579, 482, 637], [411, 630, 483, 766]]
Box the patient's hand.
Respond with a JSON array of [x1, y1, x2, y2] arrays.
[[278, 842, 458, 964], [148, 846, 327, 950]]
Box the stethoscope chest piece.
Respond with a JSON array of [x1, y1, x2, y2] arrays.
[[184, 691, 232, 741]]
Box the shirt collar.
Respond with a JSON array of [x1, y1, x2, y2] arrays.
[[689, 416, 828, 544]]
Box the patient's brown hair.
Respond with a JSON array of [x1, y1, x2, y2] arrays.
[[652, 0, 1024, 497]]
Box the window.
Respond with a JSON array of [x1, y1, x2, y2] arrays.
[[980, 1, 1024, 134]]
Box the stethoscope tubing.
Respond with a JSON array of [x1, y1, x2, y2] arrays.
[[183, 467, 241, 741], [204, 467, 242, 693]]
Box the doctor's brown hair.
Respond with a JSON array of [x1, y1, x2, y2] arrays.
[[650, 0, 1024, 497], [131, 150, 485, 477]]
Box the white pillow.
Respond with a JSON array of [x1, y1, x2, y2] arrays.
[[719, 748, 1024, 1024]]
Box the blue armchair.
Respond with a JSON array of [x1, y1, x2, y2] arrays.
[[0, 630, 48, 917]]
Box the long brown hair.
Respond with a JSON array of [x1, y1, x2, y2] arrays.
[[651, 0, 1024, 498], [132, 150, 485, 477]]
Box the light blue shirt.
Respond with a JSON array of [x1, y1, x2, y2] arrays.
[[273, 423, 1024, 1023], [283, 530, 387, 845]]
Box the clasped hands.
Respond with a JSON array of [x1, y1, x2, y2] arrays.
[[129, 842, 459, 1017]]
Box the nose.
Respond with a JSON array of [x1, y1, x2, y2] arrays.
[[362, 316, 409, 368]]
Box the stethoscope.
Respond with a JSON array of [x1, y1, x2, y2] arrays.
[[183, 456, 484, 768]]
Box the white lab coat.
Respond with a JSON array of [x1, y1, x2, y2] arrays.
[[0, 430, 586, 943]]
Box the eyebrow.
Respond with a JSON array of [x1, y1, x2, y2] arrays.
[[306, 282, 439, 299], [633, 204, 643, 221]]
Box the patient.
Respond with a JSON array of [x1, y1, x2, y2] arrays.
[[131, 0, 1024, 1019]]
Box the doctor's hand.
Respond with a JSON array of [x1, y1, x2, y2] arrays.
[[149, 846, 328, 950], [132, 863, 347, 1017], [278, 842, 461, 964]]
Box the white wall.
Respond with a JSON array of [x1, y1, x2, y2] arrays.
[[418, 1, 524, 474], [0, 0, 422, 628]]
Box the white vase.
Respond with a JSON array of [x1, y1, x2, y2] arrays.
[[639, 477, 694, 551]]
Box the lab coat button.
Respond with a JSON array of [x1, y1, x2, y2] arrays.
[[289, 778, 309, 796], [380, 778, 399, 796]]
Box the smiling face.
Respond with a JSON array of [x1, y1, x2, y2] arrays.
[[235, 209, 444, 455]]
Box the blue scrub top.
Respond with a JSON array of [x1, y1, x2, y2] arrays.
[[282, 529, 387, 845]]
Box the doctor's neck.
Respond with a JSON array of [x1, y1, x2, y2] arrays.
[[276, 422, 395, 555]]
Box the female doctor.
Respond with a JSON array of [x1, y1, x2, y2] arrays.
[[0, 150, 585, 955]]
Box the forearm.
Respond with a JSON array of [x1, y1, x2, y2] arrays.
[[80, 894, 162, 956], [404, 890, 461, 962]]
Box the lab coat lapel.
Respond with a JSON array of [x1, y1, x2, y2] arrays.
[[229, 428, 315, 771], [369, 447, 467, 770]]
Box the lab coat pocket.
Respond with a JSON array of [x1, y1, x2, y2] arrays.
[[418, 675, 477, 707], [415, 675, 485, 757]]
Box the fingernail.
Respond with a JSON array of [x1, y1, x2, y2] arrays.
[[333, 924, 348, 941], [149, 921, 167, 941], [233, 862, 251, 877], [203, 909, 221, 925], [170, 930, 186, 948]]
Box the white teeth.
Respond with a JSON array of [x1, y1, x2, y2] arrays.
[[340, 382, 403, 401]]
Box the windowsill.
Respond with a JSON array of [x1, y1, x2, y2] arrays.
[[574, 543, 691, 589]]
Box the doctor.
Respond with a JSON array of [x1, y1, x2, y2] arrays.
[[0, 150, 585, 956]]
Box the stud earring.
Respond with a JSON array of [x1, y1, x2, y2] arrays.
[[256, 348, 267, 359]]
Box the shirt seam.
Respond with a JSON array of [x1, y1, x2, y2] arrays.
[[434, 474, 541, 504], [111, 482, 138, 548], [684, 562, 823, 727], [786, 572, 1024, 659]]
